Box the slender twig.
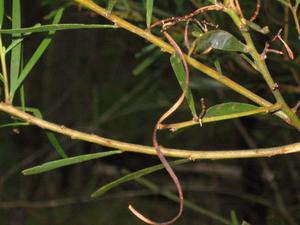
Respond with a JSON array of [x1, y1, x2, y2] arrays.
[[0, 102, 300, 160], [159, 103, 282, 131], [250, 0, 261, 22]]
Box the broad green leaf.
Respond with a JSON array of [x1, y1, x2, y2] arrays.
[[0, 0, 4, 28], [146, 0, 154, 28], [194, 30, 248, 53], [205, 102, 259, 118], [26, 107, 68, 158], [91, 159, 188, 197], [107, 0, 118, 13], [22, 151, 121, 175], [170, 54, 197, 118], [11, 8, 64, 99], [0, 24, 116, 34], [10, 0, 22, 94]]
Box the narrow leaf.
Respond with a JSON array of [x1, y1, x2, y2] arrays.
[[170, 54, 197, 117], [107, 0, 118, 13], [11, 8, 64, 99], [146, 0, 154, 28], [205, 102, 259, 118], [10, 0, 22, 93], [91, 159, 188, 197], [22, 151, 122, 175], [0, 121, 28, 128], [0, 0, 4, 28], [194, 30, 248, 53], [0, 24, 116, 34], [230, 210, 239, 225]]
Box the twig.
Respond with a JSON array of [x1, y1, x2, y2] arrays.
[[0, 102, 300, 160], [250, 0, 261, 22]]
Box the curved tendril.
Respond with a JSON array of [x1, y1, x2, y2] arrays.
[[128, 31, 190, 225]]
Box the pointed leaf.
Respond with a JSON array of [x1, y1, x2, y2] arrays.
[[0, 0, 4, 28], [170, 54, 197, 118], [194, 30, 248, 53], [11, 8, 64, 99], [91, 159, 188, 197], [146, 0, 154, 28], [10, 0, 22, 93], [22, 151, 121, 175], [205, 102, 259, 118]]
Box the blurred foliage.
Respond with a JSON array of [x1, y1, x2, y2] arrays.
[[0, 0, 300, 225]]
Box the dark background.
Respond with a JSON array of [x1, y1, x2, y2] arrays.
[[0, 1, 300, 224]]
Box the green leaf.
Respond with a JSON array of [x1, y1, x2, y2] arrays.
[[170, 54, 197, 118], [0, 24, 116, 34], [91, 159, 188, 197], [0, 121, 28, 128], [22, 151, 122, 175], [230, 210, 239, 225], [10, 8, 64, 100], [205, 102, 259, 118], [107, 0, 118, 13], [146, 0, 154, 28], [10, 0, 22, 94], [25, 107, 68, 158], [0, 0, 4, 28], [194, 30, 248, 53]]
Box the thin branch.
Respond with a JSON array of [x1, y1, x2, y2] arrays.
[[0, 102, 300, 160]]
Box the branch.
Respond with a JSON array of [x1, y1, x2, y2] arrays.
[[0, 102, 299, 160]]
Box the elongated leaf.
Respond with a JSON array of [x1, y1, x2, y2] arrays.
[[26, 107, 68, 158], [107, 0, 118, 13], [194, 30, 248, 53], [0, 0, 4, 28], [0, 72, 3, 82], [91, 159, 188, 197], [10, 0, 22, 94], [146, 0, 154, 28], [22, 151, 122, 175], [0, 121, 28, 128], [170, 54, 197, 118], [11, 8, 64, 99], [205, 102, 259, 118], [0, 24, 116, 34], [245, 20, 269, 34], [230, 210, 239, 225]]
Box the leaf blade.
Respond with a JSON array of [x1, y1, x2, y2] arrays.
[[205, 102, 259, 118], [10, 8, 64, 99], [146, 0, 154, 28], [22, 151, 122, 175], [170, 54, 197, 118], [91, 159, 188, 197]]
